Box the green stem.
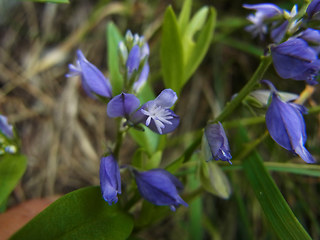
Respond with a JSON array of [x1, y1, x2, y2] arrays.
[[113, 120, 127, 159], [212, 55, 272, 123]]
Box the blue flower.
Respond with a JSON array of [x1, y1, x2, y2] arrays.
[[262, 80, 315, 164], [204, 122, 232, 164], [133, 168, 188, 211], [99, 155, 121, 205], [298, 28, 320, 46], [0, 115, 13, 139], [107, 92, 140, 118], [307, 0, 320, 19], [133, 89, 180, 134], [107, 89, 180, 134], [271, 38, 320, 85], [243, 3, 282, 39], [66, 50, 112, 98]]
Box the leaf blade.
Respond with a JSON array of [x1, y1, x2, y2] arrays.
[[160, 6, 184, 94], [10, 186, 134, 240], [0, 154, 27, 206]]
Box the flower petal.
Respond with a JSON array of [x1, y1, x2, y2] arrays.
[[153, 89, 178, 108], [107, 93, 140, 118], [0, 115, 13, 139]]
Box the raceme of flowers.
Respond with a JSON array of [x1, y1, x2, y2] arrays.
[[66, 31, 192, 211], [244, 0, 320, 85]]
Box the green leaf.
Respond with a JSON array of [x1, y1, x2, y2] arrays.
[[177, 0, 192, 35], [129, 126, 159, 156], [10, 186, 134, 240], [106, 22, 124, 96], [184, 7, 216, 82], [243, 153, 311, 240], [132, 149, 162, 170], [160, 6, 184, 94], [199, 159, 232, 199], [0, 154, 27, 206], [22, 0, 69, 3]]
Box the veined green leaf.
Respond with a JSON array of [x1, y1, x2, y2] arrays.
[[177, 0, 192, 35], [160, 6, 184, 94], [0, 154, 27, 206], [10, 186, 134, 240], [184, 7, 216, 82], [22, 0, 69, 3], [106, 22, 124, 96], [243, 152, 311, 239], [199, 158, 231, 199]]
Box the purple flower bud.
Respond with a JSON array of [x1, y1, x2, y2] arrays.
[[132, 89, 180, 134], [263, 81, 315, 163], [307, 0, 320, 19], [99, 155, 121, 205], [133, 63, 149, 92], [271, 38, 320, 85], [204, 122, 232, 164], [107, 93, 140, 118], [133, 168, 188, 211], [298, 28, 320, 45], [66, 50, 112, 98], [126, 45, 141, 76], [0, 115, 13, 139]]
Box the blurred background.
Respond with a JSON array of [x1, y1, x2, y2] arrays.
[[1, 0, 320, 239]]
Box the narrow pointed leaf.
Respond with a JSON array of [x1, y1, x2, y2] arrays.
[[0, 155, 27, 206], [177, 0, 192, 34], [184, 7, 216, 82], [239, 127, 311, 240], [107, 22, 124, 96], [160, 6, 184, 94], [10, 187, 134, 240]]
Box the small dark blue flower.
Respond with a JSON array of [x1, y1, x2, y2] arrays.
[[262, 80, 315, 164], [132, 89, 180, 134], [133, 168, 188, 211], [271, 38, 320, 85], [204, 122, 232, 164], [298, 28, 320, 45], [307, 0, 320, 19], [99, 155, 121, 205], [66, 50, 112, 98], [0, 115, 13, 139]]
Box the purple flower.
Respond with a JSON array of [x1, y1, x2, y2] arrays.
[[204, 122, 232, 164], [243, 3, 282, 39], [133, 168, 188, 211], [271, 38, 320, 85], [298, 28, 320, 45], [262, 80, 315, 164], [133, 89, 180, 134], [307, 0, 320, 19], [126, 45, 141, 76], [99, 155, 121, 205], [66, 50, 112, 98], [0, 115, 13, 139], [107, 92, 140, 118]]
